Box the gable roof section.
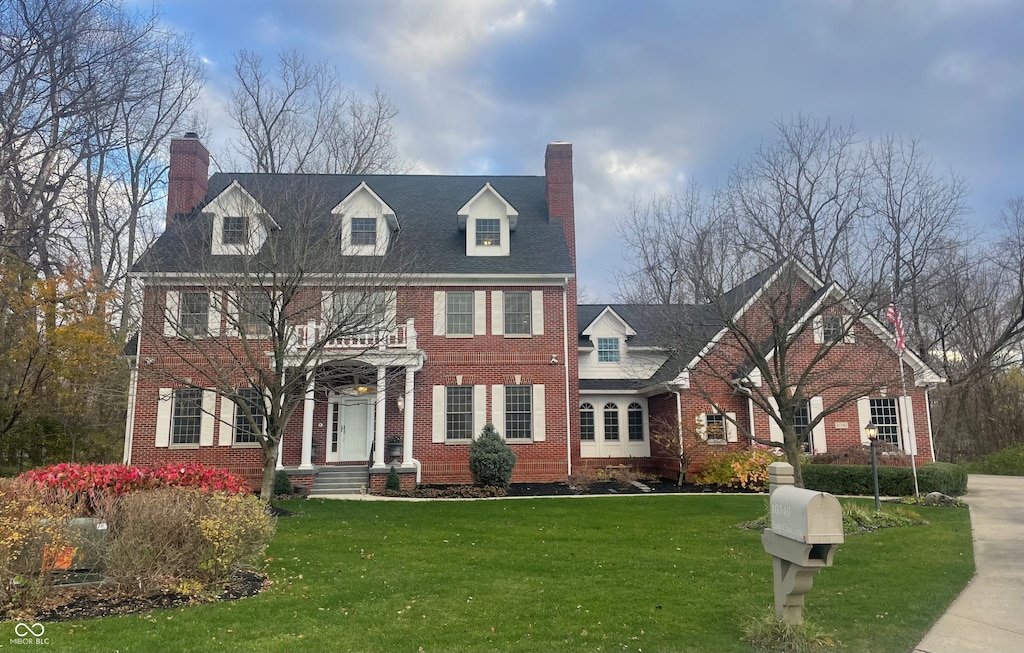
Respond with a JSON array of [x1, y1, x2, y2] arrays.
[[134, 173, 573, 277], [580, 306, 637, 338]]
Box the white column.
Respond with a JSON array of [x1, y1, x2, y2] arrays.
[[373, 366, 386, 467], [300, 373, 314, 469], [403, 366, 415, 466], [275, 390, 285, 469]]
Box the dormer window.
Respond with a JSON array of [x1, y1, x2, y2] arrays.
[[476, 219, 501, 247], [222, 216, 247, 245], [458, 183, 518, 257], [351, 217, 377, 246], [597, 337, 620, 362]]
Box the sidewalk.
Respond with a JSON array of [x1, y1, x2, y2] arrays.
[[913, 474, 1024, 653]]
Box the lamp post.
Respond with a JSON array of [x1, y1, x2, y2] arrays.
[[865, 421, 880, 511]]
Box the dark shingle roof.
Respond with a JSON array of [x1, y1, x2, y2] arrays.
[[134, 173, 573, 276]]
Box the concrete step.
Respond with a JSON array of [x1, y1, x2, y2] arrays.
[[310, 466, 368, 495]]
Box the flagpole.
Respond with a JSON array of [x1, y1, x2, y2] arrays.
[[887, 295, 919, 498], [897, 350, 919, 498]]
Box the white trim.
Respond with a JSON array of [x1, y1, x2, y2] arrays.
[[580, 306, 637, 338], [134, 271, 575, 286]]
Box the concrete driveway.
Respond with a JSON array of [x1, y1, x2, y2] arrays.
[[914, 474, 1024, 653]]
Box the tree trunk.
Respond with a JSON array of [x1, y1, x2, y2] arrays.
[[260, 439, 280, 500]]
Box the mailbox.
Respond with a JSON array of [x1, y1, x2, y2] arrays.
[[761, 462, 844, 625], [769, 486, 844, 544]]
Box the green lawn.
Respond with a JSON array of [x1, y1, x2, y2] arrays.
[[28, 496, 973, 653]]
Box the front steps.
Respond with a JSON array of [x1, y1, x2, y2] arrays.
[[309, 465, 369, 496]]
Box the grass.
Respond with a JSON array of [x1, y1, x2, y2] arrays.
[[29, 495, 973, 653]]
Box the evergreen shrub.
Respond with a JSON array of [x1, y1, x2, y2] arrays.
[[468, 423, 517, 488]]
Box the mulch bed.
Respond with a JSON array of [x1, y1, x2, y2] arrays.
[[4, 570, 268, 623]]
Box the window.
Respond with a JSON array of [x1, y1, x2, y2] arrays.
[[504, 292, 531, 335], [446, 291, 473, 335], [171, 389, 202, 445], [580, 403, 595, 441], [476, 219, 501, 246], [597, 337, 620, 362], [446, 386, 473, 440], [351, 217, 377, 246], [705, 413, 726, 443], [603, 402, 619, 441], [870, 398, 900, 445], [793, 401, 811, 453], [234, 387, 264, 444], [822, 315, 844, 343], [179, 292, 209, 337], [627, 403, 644, 441], [505, 385, 532, 440], [238, 290, 271, 337], [222, 216, 247, 245]]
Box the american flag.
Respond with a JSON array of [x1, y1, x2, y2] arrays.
[[886, 303, 906, 352]]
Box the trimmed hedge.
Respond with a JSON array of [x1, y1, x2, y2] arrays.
[[803, 462, 967, 497], [965, 444, 1024, 476]]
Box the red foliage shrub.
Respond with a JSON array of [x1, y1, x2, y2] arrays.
[[17, 462, 251, 502]]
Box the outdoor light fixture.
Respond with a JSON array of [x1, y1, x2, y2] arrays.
[[355, 385, 372, 395], [864, 420, 880, 511], [396, 394, 405, 413]]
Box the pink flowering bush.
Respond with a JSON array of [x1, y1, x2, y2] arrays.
[[18, 462, 250, 503]]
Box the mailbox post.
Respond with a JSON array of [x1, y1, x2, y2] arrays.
[[761, 462, 844, 625]]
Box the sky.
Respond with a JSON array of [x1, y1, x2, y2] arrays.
[[150, 0, 1024, 300]]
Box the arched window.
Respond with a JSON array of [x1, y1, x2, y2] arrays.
[[580, 403, 595, 441], [603, 402, 619, 441], [627, 402, 644, 441]]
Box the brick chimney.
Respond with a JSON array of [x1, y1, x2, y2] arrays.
[[166, 132, 209, 229], [544, 142, 575, 269]]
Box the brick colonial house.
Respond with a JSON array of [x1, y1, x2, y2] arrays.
[[123, 136, 942, 493]]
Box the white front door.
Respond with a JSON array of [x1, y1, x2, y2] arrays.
[[326, 395, 374, 462]]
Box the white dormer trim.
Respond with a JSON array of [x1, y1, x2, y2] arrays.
[[332, 182, 398, 256], [208, 180, 276, 256], [459, 183, 518, 257], [581, 306, 637, 338]]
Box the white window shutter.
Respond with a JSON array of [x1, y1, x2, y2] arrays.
[[207, 292, 221, 337], [224, 292, 239, 337], [533, 384, 546, 441], [432, 386, 445, 443], [696, 412, 707, 441], [322, 291, 335, 328], [857, 397, 872, 444], [725, 412, 738, 442], [433, 291, 446, 336], [812, 315, 824, 344], [492, 384, 505, 437], [491, 291, 504, 335], [164, 291, 180, 338], [809, 396, 827, 453], [200, 390, 216, 446], [899, 395, 917, 455], [218, 395, 234, 446], [767, 398, 783, 444], [843, 316, 856, 343], [473, 290, 487, 335], [385, 291, 397, 330], [473, 385, 487, 439], [531, 290, 544, 335], [156, 388, 173, 447]]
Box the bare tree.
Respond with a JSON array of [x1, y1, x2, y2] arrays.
[[141, 177, 420, 498], [723, 115, 873, 286], [229, 50, 403, 175]]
